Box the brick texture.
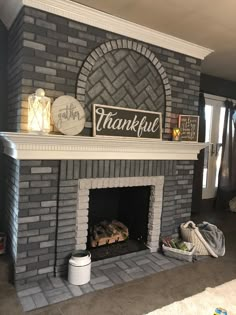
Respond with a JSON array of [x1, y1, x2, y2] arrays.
[[84, 49, 165, 121], [4, 6, 202, 284], [6, 6, 201, 135], [13, 160, 60, 283]]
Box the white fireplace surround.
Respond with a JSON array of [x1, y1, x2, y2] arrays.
[[75, 176, 164, 253], [0, 132, 208, 161]]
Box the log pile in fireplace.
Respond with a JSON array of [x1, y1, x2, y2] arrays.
[[89, 220, 129, 247]]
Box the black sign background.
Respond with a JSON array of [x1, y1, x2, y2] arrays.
[[93, 104, 162, 139], [178, 114, 199, 142]]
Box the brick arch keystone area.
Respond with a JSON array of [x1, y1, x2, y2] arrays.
[[76, 39, 172, 126]]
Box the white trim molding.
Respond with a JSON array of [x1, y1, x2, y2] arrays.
[[204, 93, 236, 104], [0, 0, 213, 59], [0, 132, 208, 161]]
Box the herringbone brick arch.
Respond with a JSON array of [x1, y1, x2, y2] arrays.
[[76, 39, 171, 126]]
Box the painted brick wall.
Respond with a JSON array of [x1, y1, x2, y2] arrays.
[[14, 159, 194, 281], [5, 6, 200, 283], [7, 6, 201, 134], [15, 160, 60, 284]]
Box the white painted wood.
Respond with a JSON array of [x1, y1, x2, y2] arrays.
[[0, 132, 208, 160], [51, 96, 85, 136], [202, 96, 226, 199], [0, 0, 213, 59], [204, 93, 236, 103]]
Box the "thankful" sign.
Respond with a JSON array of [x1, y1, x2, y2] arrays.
[[93, 104, 162, 139]]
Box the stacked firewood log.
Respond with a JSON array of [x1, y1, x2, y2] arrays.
[[90, 220, 129, 247]]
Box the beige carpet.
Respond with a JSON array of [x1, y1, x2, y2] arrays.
[[146, 279, 236, 315]]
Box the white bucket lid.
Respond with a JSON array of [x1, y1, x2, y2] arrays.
[[69, 250, 91, 266]]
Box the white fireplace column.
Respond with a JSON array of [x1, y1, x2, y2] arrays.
[[75, 176, 164, 253]]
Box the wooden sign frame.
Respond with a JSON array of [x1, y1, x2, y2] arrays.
[[93, 104, 162, 140], [178, 114, 199, 142]]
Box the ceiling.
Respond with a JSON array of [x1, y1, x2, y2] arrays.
[[71, 0, 236, 82]]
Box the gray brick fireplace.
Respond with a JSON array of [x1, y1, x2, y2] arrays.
[[3, 152, 200, 284], [0, 3, 210, 285]]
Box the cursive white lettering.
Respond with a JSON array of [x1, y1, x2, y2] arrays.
[[95, 107, 160, 138]]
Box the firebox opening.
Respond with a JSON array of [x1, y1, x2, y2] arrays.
[[87, 186, 151, 261]]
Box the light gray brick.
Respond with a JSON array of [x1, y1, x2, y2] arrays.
[[41, 214, 56, 221], [30, 166, 52, 175], [15, 270, 37, 280], [115, 261, 129, 270], [90, 275, 109, 285], [18, 229, 39, 237], [17, 286, 41, 297], [28, 235, 48, 243], [57, 56, 76, 65], [59, 186, 77, 193], [41, 200, 57, 207], [117, 271, 132, 282], [47, 292, 72, 304], [24, 16, 34, 24], [80, 283, 94, 294], [58, 212, 75, 220], [34, 80, 55, 90], [30, 181, 51, 187], [23, 40, 45, 51], [19, 296, 36, 312], [31, 292, 48, 308], [68, 21, 87, 31], [40, 240, 55, 248], [18, 216, 39, 224], [38, 266, 54, 274], [19, 182, 29, 188], [36, 19, 56, 31], [45, 286, 70, 298], [38, 278, 53, 291], [67, 284, 83, 297], [17, 256, 38, 266], [16, 266, 26, 273], [50, 277, 65, 288], [35, 67, 56, 76], [92, 281, 113, 290]]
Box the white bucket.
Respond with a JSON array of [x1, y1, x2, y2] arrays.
[[68, 250, 91, 286]]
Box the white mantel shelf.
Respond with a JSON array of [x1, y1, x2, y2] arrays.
[[0, 132, 208, 161]]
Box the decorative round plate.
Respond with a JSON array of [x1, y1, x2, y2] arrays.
[[52, 96, 86, 135]]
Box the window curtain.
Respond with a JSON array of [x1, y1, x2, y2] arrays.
[[216, 100, 236, 210], [192, 92, 206, 213]]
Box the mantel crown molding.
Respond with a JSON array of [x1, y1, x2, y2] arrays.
[[0, 0, 213, 59], [0, 132, 208, 161]]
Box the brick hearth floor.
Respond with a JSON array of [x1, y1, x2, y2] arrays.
[[16, 250, 191, 312]]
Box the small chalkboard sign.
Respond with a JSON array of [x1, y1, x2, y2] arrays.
[[93, 104, 162, 139], [178, 114, 199, 142]]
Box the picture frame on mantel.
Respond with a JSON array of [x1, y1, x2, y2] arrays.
[[93, 104, 162, 140], [178, 114, 199, 142]]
